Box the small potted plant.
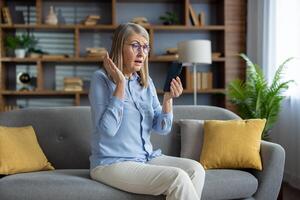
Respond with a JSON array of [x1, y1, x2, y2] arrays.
[[5, 34, 37, 58], [159, 11, 179, 25]]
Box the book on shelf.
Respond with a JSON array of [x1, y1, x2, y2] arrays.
[[207, 72, 213, 89], [198, 12, 205, 26], [201, 72, 213, 89], [83, 15, 101, 26], [2, 7, 12, 25], [189, 4, 199, 26], [63, 85, 83, 92], [86, 15, 100, 20], [42, 54, 68, 59], [86, 47, 107, 58], [155, 54, 179, 60], [188, 71, 213, 90], [131, 17, 150, 27], [64, 84, 83, 92], [64, 77, 83, 85], [1, 105, 19, 112], [197, 72, 201, 90], [165, 47, 178, 55], [201, 72, 208, 89], [185, 67, 191, 90], [212, 52, 222, 59], [86, 47, 107, 53]]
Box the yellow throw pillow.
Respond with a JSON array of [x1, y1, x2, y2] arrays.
[[200, 119, 266, 170], [0, 125, 54, 175]]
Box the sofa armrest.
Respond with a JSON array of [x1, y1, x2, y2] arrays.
[[249, 140, 285, 200]]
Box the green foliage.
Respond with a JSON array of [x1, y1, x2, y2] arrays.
[[159, 11, 179, 25], [227, 53, 294, 140], [27, 47, 48, 55], [5, 34, 37, 50]]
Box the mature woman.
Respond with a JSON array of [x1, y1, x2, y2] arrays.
[[89, 22, 205, 200]]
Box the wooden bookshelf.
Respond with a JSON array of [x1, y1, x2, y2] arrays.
[[0, 0, 246, 111]]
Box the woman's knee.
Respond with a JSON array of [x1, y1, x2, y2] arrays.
[[185, 160, 205, 179], [172, 168, 192, 184]]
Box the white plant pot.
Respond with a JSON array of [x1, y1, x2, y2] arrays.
[[14, 49, 26, 58]]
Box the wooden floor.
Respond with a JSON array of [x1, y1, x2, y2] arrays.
[[282, 182, 300, 200]]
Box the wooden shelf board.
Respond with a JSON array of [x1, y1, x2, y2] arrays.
[[0, 24, 116, 30], [152, 25, 225, 31], [0, 24, 225, 31], [1, 56, 225, 63], [0, 57, 104, 62], [77, 25, 116, 30], [0, 58, 38, 62], [149, 56, 178, 62], [150, 56, 225, 62], [1, 90, 89, 96]]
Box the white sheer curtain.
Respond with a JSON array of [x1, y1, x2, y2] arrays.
[[248, 0, 300, 189], [272, 0, 300, 189], [247, 0, 277, 82]]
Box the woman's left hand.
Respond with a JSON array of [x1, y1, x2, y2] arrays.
[[164, 76, 183, 100]]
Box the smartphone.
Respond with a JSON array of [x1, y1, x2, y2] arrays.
[[163, 62, 183, 92]]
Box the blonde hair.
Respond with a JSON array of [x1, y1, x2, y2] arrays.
[[110, 23, 149, 88]]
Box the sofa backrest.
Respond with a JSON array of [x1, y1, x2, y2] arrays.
[[0, 105, 240, 169], [151, 105, 240, 157], [0, 107, 92, 169]]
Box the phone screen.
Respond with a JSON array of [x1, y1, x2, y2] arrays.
[[163, 62, 183, 92]]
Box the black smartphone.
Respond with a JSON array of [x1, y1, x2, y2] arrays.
[[163, 62, 183, 92]]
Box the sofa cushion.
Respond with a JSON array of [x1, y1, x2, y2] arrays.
[[0, 169, 164, 200], [179, 119, 204, 160], [200, 119, 265, 170], [202, 169, 258, 199], [0, 125, 54, 175], [151, 121, 180, 157], [0, 169, 257, 200]]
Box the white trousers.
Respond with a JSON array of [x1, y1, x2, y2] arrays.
[[90, 155, 205, 200]]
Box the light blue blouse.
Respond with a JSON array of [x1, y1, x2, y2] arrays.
[[89, 68, 173, 169]]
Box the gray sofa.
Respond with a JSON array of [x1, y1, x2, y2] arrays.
[[0, 106, 285, 200]]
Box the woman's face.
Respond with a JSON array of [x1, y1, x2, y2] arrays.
[[123, 33, 149, 76]]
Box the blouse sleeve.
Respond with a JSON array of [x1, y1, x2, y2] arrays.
[[149, 78, 173, 135], [89, 71, 124, 137]]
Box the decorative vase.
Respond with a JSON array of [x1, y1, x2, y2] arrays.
[[14, 49, 26, 58], [45, 6, 58, 25]]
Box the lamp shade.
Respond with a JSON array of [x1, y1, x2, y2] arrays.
[[177, 40, 212, 64]]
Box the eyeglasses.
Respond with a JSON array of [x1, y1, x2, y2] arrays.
[[127, 42, 150, 55]]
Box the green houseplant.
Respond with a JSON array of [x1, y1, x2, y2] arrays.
[[5, 34, 37, 58], [159, 11, 179, 25], [228, 53, 294, 140]]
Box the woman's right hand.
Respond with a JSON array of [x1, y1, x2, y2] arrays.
[[103, 52, 125, 85]]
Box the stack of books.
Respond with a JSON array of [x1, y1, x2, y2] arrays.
[[83, 15, 100, 26], [86, 47, 107, 58], [63, 77, 83, 91], [131, 17, 150, 27], [155, 47, 179, 60], [187, 71, 213, 90]]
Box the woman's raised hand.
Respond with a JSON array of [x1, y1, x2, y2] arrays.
[[103, 52, 125, 84]]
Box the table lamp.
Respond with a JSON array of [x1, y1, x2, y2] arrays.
[[178, 40, 212, 105]]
